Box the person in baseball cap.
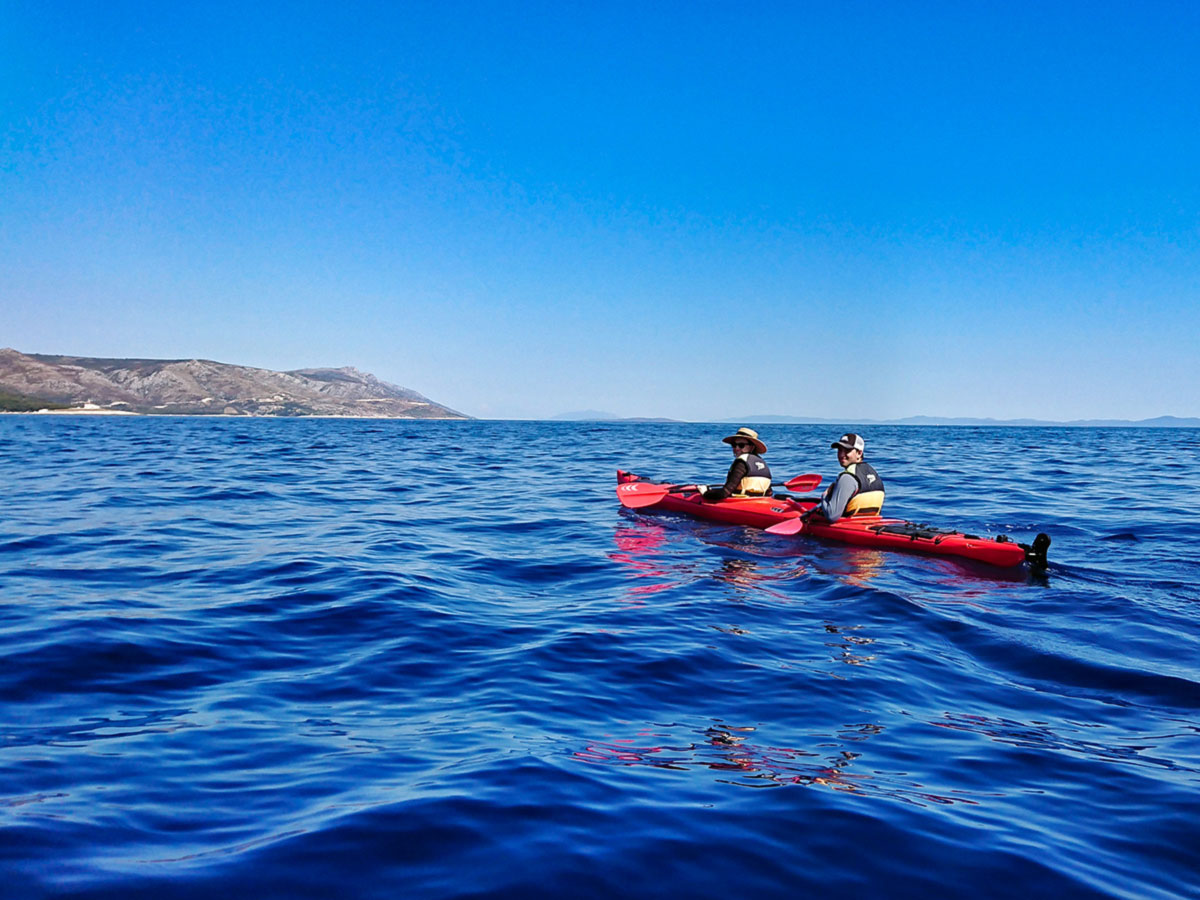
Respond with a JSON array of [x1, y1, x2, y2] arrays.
[[694, 427, 772, 501], [831, 433, 865, 454], [813, 433, 885, 522]]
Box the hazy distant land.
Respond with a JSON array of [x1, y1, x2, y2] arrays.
[[5, 349, 1195, 426], [0, 349, 468, 419], [552, 411, 1200, 428]]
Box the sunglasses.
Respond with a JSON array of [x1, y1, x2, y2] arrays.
[[732, 441, 751, 449]]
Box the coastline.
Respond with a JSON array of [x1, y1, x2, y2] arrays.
[[22, 407, 139, 416], [1, 409, 468, 420]]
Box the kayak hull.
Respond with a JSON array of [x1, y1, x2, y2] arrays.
[[616, 470, 1044, 569], [800, 516, 1028, 568]]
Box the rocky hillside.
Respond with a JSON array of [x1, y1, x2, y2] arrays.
[[0, 349, 468, 418]]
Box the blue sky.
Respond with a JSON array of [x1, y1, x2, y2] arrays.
[[3, 1, 1198, 420]]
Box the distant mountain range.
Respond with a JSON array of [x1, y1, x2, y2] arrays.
[[550, 410, 684, 423], [728, 414, 1200, 427], [0, 349, 468, 418], [551, 410, 1200, 427]]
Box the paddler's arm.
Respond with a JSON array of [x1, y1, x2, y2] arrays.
[[815, 472, 857, 522], [700, 458, 749, 502]]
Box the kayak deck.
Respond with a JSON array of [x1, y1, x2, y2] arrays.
[[616, 470, 1049, 570]]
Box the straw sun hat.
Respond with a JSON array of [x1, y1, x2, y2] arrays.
[[721, 427, 767, 455]]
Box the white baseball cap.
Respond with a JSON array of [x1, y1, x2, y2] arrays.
[[831, 433, 865, 453]]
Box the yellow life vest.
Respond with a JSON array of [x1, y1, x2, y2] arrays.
[[732, 453, 772, 497], [841, 462, 885, 516]]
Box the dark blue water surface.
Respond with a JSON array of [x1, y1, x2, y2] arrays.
[[2, 418, 1198, 898]]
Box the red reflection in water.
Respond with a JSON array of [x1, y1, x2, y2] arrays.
[[573, 725, 858, 790], [610, 522, 802, 605], [574, 722, 979, 806], [608, 524, 679, 603], [819, 547, 888, 587]]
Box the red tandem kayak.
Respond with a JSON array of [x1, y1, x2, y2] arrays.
[[616, 470, 1050, 570]]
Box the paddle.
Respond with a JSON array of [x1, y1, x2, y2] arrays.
[[764, 515, 808, 535], [617, 474, 822, 509], [774, 474, 823, 493], [764, 495, 825, 535]]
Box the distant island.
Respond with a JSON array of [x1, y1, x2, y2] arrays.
[[551, 410, 1200, 428], [550, 411, 685, 423], [725, 414, 1200, 428], [0, 349, 468, 418]]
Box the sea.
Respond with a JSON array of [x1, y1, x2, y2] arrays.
[[1, 417, 1197, 899]]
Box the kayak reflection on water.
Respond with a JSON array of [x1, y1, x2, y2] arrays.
[[608, 525, 677, 604], [573, 722, 874, 794], [574, 721, 981, 804]]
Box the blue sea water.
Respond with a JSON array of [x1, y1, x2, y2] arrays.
[[1, 417, 1198, 899]]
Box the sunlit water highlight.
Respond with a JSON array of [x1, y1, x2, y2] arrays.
[[2, 418, 1198, 898]]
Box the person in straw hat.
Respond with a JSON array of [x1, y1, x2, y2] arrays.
[[695, 427, 773, 502]]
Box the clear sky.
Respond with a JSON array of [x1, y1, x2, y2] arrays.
[[3, 1, 1198, 420]]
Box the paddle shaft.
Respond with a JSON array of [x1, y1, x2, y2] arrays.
[[672, 474, 821, 495]]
